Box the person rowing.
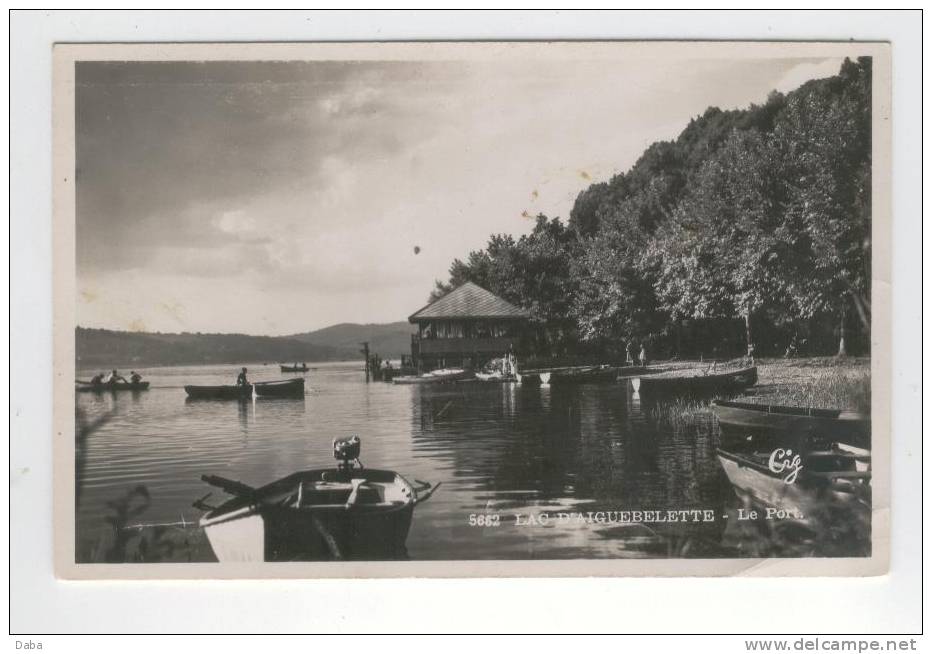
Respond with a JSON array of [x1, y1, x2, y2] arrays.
[[105, 369, 127, 385], [89, 373, 105, 386], [130, 371, 143, 384], [236, 367, 249, 386]]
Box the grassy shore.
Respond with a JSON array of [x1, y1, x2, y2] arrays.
[[745, 356, 870, 413], [644, 356, 871, 428]]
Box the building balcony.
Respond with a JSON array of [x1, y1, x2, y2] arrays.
[[414, 335, 518, 355]]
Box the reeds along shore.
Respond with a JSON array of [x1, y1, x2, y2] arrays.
[[644, 356, 871, 429]]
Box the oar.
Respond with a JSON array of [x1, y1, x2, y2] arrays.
[[310, 514, 343, 560], [343, 478, 366, 509], [192, 492, 216, 512], [413, 480, 442, 504], [200, 474, 256, 497]]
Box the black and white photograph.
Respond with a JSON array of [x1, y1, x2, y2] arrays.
[[52, 41, 890, 576]]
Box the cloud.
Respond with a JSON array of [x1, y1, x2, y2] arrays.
[[75, 57, 843, 334]]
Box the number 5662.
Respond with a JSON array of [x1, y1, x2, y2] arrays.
[[468, 513, 501, 527]]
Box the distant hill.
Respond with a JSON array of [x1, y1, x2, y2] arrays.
[[288, 321, 416, 359], [75, 322, 417, 369], [76, 327, 357, 369]]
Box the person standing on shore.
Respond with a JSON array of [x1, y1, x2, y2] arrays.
[[626, 340, 636, 365], [639, 343, 648, 367]]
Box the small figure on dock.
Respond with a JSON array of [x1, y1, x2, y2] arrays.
[[625, 340, 636, 366], [105, 369, 127, 384], [130, 371, 143, 384], [236, 367, 249, 386], [784, 333, 799, 359], [639, 344, 648, 367]]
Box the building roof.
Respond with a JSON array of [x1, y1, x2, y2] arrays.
[[408, 282, 530, 322]]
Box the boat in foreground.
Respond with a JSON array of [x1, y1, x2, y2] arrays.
[[636, 364, 757, 397], [712, 399, 870, 449], [196, 436, 439, 561], [184, 384, 252, 400], [254, 378, 305, 398], [76, 380, 150, 393]]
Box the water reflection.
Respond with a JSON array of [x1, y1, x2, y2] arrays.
[[75, 363, 869, 562], [406, 381, 731, 558]]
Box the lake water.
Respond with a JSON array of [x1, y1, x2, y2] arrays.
[[74, 362, 869, 561]]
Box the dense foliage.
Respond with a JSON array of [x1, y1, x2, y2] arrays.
[[431, 58, 872, 358]]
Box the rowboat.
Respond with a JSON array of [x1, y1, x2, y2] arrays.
[[393, 368, 473, 385], [519, 365, 619, 385], [76, 380, 150, 392], [712, 399, 870, 449], [254, 378, 305, 398], [636, 365, 757, 397], [474, 371, 518, 383], [184, 384, 253, 400], [717, 444, 870, 519], [196, 436, 439, 561], [280, 365, 309, 373], [552, 366, 618, 384], [616, 365, 669, 380]]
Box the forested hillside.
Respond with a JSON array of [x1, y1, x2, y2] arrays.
[[289, 322, 416, 358], [75, 321, 417, 368], [431, 58, 872, 358], [76, 328, 354, 368]]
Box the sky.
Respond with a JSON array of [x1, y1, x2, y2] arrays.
[[75, 55, 844, 335]]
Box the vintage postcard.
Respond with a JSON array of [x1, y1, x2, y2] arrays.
[[52, 41, 891, 579]]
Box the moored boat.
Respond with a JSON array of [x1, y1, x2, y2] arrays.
[[616, 365, 668, 380], [393, 368, 473, 385], [184, 384, 253, 400], [281, 365, 309, 373], [552, 366, 618, 384], [712, 399, 870, 449], [473, 355, 520, 383], [717, 445, 870, 519], [520, 365, 618, 385], [474, 371, 518, 383], [196, 436, 439, 561], [254, 378, 305, 398], [637, 364, 757, 397], [76, 380, 150, 392]]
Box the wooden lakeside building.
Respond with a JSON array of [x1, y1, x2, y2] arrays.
[[408, 282, 531, 373]]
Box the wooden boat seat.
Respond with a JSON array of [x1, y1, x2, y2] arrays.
[[294, 480, 390, 507]]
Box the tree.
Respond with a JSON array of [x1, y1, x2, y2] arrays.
[[431, 216, 579, 354], [651, 129, 793, 355], [768, 57, 872, 355]]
